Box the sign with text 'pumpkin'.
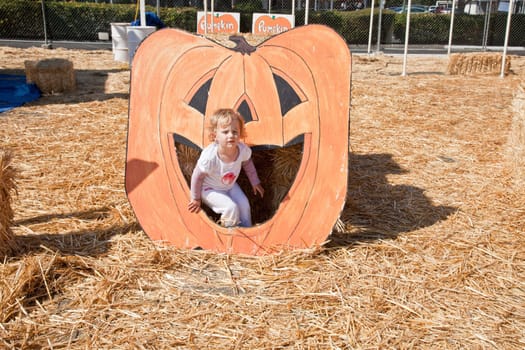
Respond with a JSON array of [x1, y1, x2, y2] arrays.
[[196, 12, 240, 34], [252, 13, 294, 35], [126, 25, 351, 255]]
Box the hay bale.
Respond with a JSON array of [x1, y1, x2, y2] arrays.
[[447, 52, 511, 75], [506, 82, 525, 187], [0, 150, 18, 259], [24, 58, 76, 94]]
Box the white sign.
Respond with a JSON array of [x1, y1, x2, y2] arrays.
[[197, 12, 240, 34], [252, 13, 295, 36]]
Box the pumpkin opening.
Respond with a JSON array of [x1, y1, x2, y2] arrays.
[[174, 136, 304, 225]]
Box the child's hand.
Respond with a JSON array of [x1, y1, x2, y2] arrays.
[[188, 199, 202, 213], [253, 184, 264, 197]]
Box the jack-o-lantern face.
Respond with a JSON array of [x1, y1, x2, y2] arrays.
[[126, 25, 351, 255]]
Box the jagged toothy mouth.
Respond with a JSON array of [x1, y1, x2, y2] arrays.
[[172, 133, 306, 225]]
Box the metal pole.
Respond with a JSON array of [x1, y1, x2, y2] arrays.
[[500, 0, 515, 78], [140, 0, 146, 27], [447, 0, 457, 55], [211, 0, 215, 33], [367, 0, 375, 55], [40, 0, 51, 49], [482, 0, 493, 50], [204, 0, 208, 35], [305, 0, 310, 24], [376, 0, 383, 52], [401, 0, 412, 76]]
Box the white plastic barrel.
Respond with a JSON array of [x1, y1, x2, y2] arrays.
[[126, 26, 156, 64], [110, 23, 130, 62]]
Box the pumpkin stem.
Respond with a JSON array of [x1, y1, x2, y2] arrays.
[[229, 36, 256, 54]]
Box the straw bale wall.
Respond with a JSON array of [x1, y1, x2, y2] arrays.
[[24, 58, 76, 94], [447, 52, 511, 75], [0, 149, 18, 259]]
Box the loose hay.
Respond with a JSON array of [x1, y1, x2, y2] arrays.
[[0, 149, 18, 259], [24, 58, 76, 94], [447, 52, 511, 75], [506, 82, 525, 188], [0, 46, 524, 349]]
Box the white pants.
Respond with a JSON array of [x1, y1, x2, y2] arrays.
[[202, 183, 252, 227]]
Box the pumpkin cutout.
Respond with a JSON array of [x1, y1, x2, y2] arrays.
[[197, 13, 240, 34], [253, 15, 293, 35], [126, 25, 351, 255]]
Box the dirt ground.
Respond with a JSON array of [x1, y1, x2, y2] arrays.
[[0, 42, 524, 349]]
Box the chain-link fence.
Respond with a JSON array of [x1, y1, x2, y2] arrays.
[[0, 0, 524, 50]]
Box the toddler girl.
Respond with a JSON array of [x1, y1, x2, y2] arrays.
[[187, 108, 264, 227]]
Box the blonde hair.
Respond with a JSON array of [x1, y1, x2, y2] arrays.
[[207, 108, 247, 142]]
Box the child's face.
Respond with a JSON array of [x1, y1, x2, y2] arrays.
[[215, 118, 240, 149]]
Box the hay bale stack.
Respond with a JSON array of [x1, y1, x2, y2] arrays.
[[175, 142, 200, 183], [24, 58, 76, 94], [447, 53, 511, 75], [268, 145, 302, 210], [506, 82, 525, 187], [0, 150, 18, 258]]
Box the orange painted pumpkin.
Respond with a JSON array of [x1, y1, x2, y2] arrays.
[[197, 13, 239, 34], [253, 15, 292, 35], [126, 25, 351, 255]]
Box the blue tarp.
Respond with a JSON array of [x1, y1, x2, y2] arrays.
[[0, 74, 41, 113], [131, 11, 165, 28]]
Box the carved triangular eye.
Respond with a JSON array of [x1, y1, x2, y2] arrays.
[[273, 73, 301, 116], [188, 78, 212, 114], [237, 99, 253, 123]]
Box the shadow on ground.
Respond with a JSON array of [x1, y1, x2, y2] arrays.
[[327, 153, 456, 248]]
